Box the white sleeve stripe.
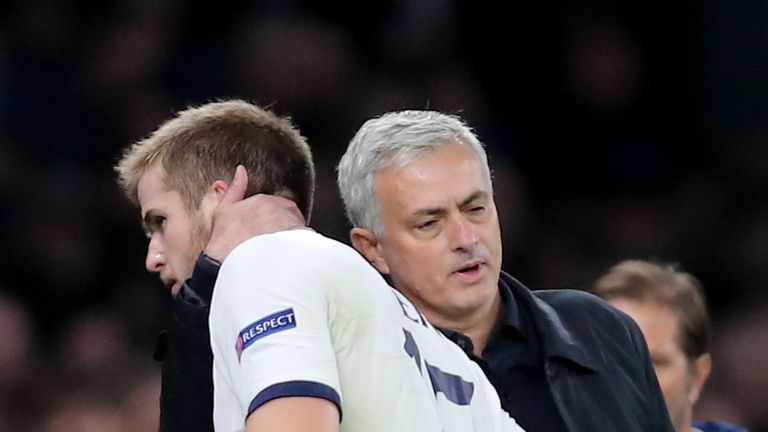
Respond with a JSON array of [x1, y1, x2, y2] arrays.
[[247, 380, 343, 421]]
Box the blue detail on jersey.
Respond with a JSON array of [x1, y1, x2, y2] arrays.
[[236, 308, 296, 360], [402, 327, 475, 406], [248, 381, 342, 420], [403, 329, 422, 374], [426, 361, 474, 406]]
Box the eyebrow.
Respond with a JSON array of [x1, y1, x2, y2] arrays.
[[410, 190, 489, 218], [458, 190, 488, 208], [141, 210, 160, 233]]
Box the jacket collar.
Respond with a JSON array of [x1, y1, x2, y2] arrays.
[[499, 271, 597, 371]]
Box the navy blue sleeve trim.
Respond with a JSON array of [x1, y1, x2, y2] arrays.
[[247, 381, 342, 421]]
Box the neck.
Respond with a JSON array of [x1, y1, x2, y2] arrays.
[[679, 410, 694, 432], [427, 294, 502, 356]]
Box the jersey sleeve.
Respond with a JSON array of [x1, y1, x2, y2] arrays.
[[209, 234, 342, 421]]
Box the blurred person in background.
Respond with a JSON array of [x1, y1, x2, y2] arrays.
[[0, 293, 36, 428], [593, 259, 748, 432], [35, 366, 159, 432], [41, 395, 124, 432], [0, 294, 34, 393]]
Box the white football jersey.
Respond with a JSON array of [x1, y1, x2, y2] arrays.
[[210, 229, 524, 432]]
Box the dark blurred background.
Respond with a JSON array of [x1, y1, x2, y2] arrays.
[[0, 1, 766, 431]]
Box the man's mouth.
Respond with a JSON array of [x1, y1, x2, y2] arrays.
[[457, 263, 482, 274], [452, 260, 485, 283]]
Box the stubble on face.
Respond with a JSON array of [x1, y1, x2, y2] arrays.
[[185, 210, 212, 272]]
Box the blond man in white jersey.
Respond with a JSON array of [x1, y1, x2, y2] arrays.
[[116, 100, 523, 432]]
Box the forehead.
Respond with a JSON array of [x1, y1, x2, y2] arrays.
[[137, 163, 182, 215], [610, 299, 682, 349], [376, 141, 490, 207]]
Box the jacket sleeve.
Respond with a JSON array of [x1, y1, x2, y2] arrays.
[[157, 254, 219, 432]]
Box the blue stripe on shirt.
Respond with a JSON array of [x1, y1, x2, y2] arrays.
[[247, 381, 342, 421]]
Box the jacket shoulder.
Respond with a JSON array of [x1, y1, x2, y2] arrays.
[[532, 288, 624, 320], [531, 288, 645, 351]]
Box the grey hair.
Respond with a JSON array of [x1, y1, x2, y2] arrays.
[[337, 110, 491, 236]]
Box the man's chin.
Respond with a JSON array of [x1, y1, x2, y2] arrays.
[[447, 279, 498, 309]]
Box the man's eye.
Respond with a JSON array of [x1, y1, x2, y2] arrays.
[[416, 220, 437, 231], [145, 216, 167, 236], [469, 206, 486, 214]]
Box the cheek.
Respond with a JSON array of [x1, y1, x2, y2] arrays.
[[656, 362, 688, 398], [386, 241, 443, 278], [164, 220, 199, 262], [191, 220, 211, 249], [656, 367, 675, 393], [479, 223, 503, 258], [166, 225, 191, 252]]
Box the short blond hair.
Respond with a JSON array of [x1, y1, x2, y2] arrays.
[[115, 99, 314, 220]]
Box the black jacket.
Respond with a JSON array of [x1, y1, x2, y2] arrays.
[[493, 271, 675, 431], [155, 255, 218, 432]]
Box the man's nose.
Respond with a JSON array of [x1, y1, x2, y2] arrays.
[[450, 216, 479, 253], [145, 237, 166, 273]]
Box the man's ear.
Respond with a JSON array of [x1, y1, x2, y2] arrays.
[[350, 228, 390, 274], [198, 180, 229, 221], [211, 179, 229, 201], [689, 353, 712, 405]]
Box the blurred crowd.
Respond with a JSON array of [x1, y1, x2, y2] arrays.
[[0, 1, 766, 431]]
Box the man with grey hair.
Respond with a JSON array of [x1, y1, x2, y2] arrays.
[[336, 110, 675, 432]]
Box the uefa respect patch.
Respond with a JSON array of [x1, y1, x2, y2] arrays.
[[235, 308, 296, 361]]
